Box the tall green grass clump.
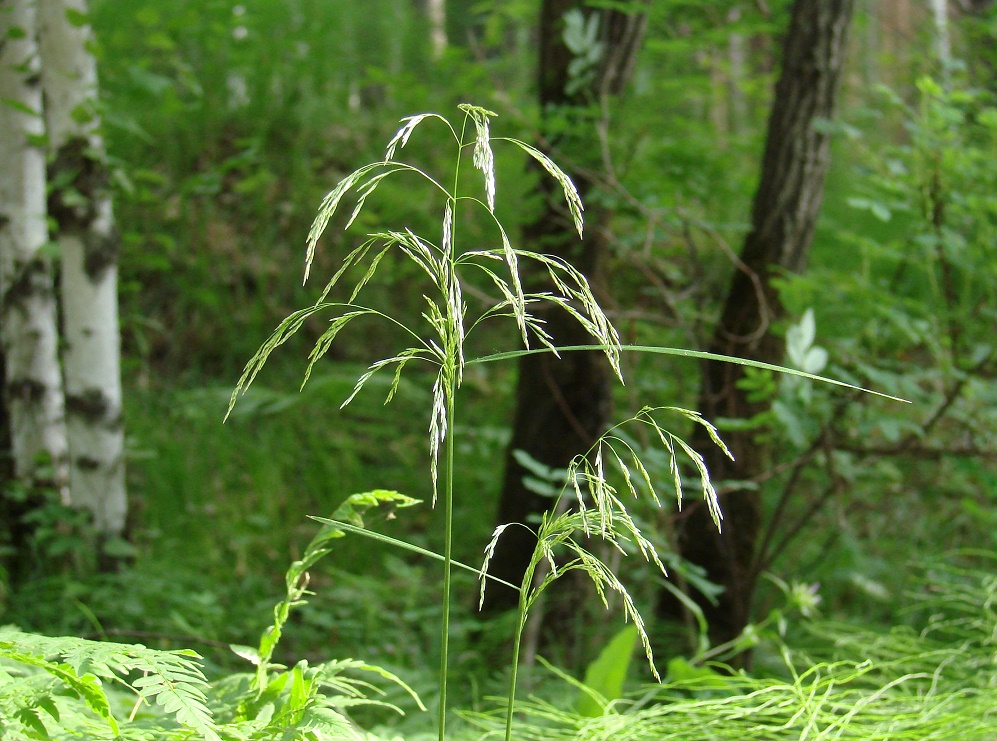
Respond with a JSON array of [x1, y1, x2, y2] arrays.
[[228, 104, 730, 740], [464, 552, 997, 740]]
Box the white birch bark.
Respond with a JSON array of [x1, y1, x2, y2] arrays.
[[0, 0, 69, 497], [39, 0, 126, 534], [427, 0, 447, 60], [930, 0, 951, 83]]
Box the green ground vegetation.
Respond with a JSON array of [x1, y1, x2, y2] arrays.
[[1, 1, 995, 739]]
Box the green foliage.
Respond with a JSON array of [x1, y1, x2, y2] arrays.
[[575, 625, 638, 718], [0, 627, 216, 739], [0, 492, 425, 741], [465, 555, 997, 740], [766, 66, 997, 609], [9, 551, 993, 740], [5, 7, 994, 741], [91, 0, 487, 376]]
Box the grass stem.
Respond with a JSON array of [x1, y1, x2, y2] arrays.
[[504, 558, 535, 741], [438, 386, 456, 741], [504, 614, 526, 741]]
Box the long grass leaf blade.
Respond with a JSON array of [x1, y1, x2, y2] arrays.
[[468, 345, 910, 403], [309, 518, 522, 593]]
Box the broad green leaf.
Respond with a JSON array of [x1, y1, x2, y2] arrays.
[[665, 657, 733, 690], [576, 625, 639, 717]]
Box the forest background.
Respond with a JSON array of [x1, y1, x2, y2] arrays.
[[0, 0, 995, 739]]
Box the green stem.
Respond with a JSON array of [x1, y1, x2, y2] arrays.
[[438, 384, 456, 741], [505, 560, 536, 741], [438, 113, 471, 741], [504, 613, 527, 741]]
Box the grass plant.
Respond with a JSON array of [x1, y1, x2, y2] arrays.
[[226, 103, 913, 739], [226, 105, 735, 740], [477, 405, 733, 740]]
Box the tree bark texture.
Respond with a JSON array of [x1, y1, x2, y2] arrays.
[[38, 0, 126, 536], [930, 0, 951, 80], [426, 0, 447, 59], [482, 0, 647, 613], [0, 0, 69, 496], [661, 0, 855, 648]]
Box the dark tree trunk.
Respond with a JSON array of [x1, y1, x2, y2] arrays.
[[659, 0, 855, 649], [0, 352, 9, 479], [0, 349, 33, 585], [481, 0, 647, 613]]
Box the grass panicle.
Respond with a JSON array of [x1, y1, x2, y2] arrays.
[[477, 406, 732, 741]]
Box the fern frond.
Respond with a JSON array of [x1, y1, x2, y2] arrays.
[[0, 642, 119, 736], [1, 629, 221, 740]]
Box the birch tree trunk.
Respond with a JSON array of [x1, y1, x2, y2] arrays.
[[930, 0, 951, 82], [426, 0, 447, 59], [0, 0, 69, 497], [39, 0, 126, 535], [727, 16, 747, 137]]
